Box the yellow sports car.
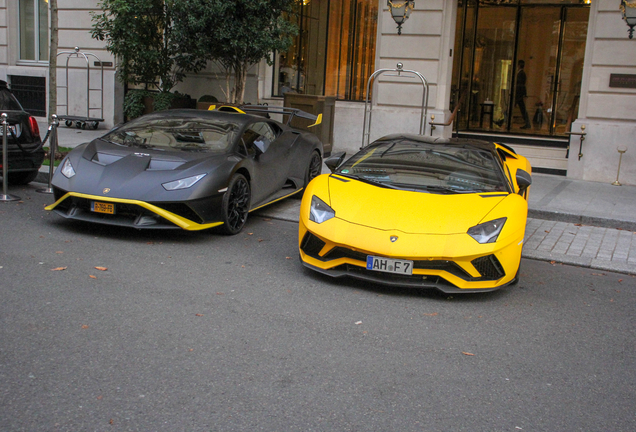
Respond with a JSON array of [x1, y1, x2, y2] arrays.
[[298, 134, 532, 293]]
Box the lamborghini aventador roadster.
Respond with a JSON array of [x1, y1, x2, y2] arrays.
[[46, 106, 323, 234], [298, 134, 532, 293]]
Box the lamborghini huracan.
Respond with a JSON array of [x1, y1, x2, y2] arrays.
[[46, 106, 323, 234], [298, 134, 532, 293]]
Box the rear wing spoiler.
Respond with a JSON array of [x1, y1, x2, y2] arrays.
[[209, 104, 322, 128]]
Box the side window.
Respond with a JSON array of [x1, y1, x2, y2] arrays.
[[242, 122, 276, 155]]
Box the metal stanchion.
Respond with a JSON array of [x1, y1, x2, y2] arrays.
[[37, 114, 59, 194], [612, 146, 628, 186], [1, 113, 21, 202]]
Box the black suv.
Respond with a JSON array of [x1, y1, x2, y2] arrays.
[[0, 80, 44, 185]]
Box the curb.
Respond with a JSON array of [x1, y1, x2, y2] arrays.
[[522, 249, 636, 276], [528, 209, 636, 232]]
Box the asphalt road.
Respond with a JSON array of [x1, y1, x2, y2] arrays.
[[2, 184, 636, 431]]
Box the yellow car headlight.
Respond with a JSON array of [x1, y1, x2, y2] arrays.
[[467, 217, 507, 244], [310, 195, 335, 224]]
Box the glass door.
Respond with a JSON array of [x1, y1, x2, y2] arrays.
[[451, 1, 590, 137], [514, 6, 589, 135], [467, 6, 517, 131]]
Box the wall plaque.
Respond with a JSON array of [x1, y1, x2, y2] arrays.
[[609, 74, 636, 89]]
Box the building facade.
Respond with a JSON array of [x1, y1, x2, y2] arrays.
[[1, 0, 634, 184]]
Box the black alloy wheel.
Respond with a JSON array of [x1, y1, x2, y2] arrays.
[[220, 173, 251, 235]]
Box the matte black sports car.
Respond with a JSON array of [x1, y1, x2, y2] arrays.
[[46, 107, 323, 234], [0, 80, 44, 185]]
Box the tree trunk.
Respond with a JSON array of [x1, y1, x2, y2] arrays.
[[48, 0, 58, 122], [235, 61, 248, 105]]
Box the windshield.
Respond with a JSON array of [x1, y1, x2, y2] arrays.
[[103, 117, 238, 152], [336, 140, 509, 194], [0, 89, 24, 111]]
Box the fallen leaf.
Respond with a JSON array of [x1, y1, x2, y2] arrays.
[[544, 230, 550, 233], [51, 267, 67, 271], [81, 325, 89, 329], [262, 218, 271, 221], [56, 251, 64, 254], [95, 266, 108, 271], [247, 232, 253, 236], [109, 419, 114, 425], [423, 312, 438, 316], [195, 313, 203, 317], [618, 279, 623, 283], [591, 273, 606, 276], [258, 239, 263, 242], [550, 261, 556, 265], [286, 256, 291, 259], [89, 275, 97, 279], [97, 395, 103, 400], [574, 223, 582, 226], [216, 292, 224, 295], [462, 352, 475, 356]]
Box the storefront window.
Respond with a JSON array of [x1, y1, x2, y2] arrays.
[[272, 0, 378, 101], [451, 0, 589, 136], [19, 0, 49, 62]]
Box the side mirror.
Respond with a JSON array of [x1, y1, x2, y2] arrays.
[[324, 151, 346, 172], [253, 138, 269, 155], [516, 169, 532, 194]]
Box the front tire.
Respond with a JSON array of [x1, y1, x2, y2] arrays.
[[305, 151, 322, 186], [219, 173, 251, 235], [8, 170, 39, 185]]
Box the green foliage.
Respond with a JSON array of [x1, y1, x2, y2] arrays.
[[91, 0, 206, 93], [152, 91, 177, 112], [123, 89, 146, 120], [172, 0, 298, 103], [198, 95, 218, 103]]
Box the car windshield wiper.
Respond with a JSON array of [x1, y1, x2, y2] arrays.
[[334, 173, 401, 190], [421, 185, 481, 194]]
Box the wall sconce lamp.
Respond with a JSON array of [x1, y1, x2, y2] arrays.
[[621, 0, 636, 39], [388, 1, 415, 35]]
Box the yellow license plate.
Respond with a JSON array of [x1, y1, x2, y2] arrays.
[[91, 201, 115, 214]]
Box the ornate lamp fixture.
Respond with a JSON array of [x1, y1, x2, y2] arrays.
[[387, 1, 415, 35], [620, 0, 636, 39]]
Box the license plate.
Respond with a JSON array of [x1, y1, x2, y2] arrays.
[[366, 255, 413, 275], [91, 201, 115, 214]]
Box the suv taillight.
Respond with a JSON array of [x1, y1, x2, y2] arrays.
[[28, 116, 40, 139]]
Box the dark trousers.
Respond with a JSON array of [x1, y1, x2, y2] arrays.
[[516, 98, 530, 127]]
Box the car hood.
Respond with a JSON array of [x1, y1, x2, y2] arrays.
[[52, 139, 234, 201], [327, 175, 508, 234]]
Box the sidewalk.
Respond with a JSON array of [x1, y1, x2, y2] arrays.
[[33, 118, 636, 275]]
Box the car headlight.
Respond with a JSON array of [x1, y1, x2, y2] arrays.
[[162, 174, 206, 191], [467, 217, 507, 244], [60, 158, 75, 179], [310, 195, 335, 224]]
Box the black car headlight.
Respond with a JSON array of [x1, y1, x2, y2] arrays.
[[310, 195, 335, 224], [162, 174, 206, 191], [467, 217, 507, 244], [60, 158, 76, 179]]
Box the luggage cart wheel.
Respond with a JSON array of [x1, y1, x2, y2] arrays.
[[90, 121, 99, 130], [65, 120, 72, 127]]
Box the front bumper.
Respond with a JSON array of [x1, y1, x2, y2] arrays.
[[46, 189, 224, 231], [298, 217, 523, 293]]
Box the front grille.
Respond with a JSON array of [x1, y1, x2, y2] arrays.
[[302, 232, 505, 282], [471, 254, 505, 280]]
